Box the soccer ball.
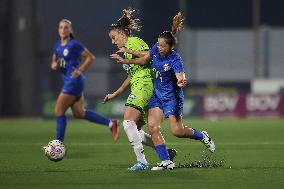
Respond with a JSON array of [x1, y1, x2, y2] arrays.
[[43, 140, 66, 162]]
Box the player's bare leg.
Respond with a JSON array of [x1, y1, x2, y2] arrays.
[[169, 115, 215, 152], [148, 107, 175, 170]]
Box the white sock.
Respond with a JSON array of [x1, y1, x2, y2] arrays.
[[139, 129, 154, 148], [108, 121, 113, 128], [123, 120, 148, 164]]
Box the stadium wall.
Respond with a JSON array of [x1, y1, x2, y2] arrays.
[[178, 28, 284, 81], [41, 94, 284, 119]]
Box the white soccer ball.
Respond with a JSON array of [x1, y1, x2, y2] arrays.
[[44, 140, 66, 162]]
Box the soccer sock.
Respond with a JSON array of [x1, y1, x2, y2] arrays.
[[123, 120, 148, 164], [139, 129, 154, 148], [56, 115, 67, 142], [154, 144, 170, 161], [190, 128, 204, 141], [84, 109, 111, 127]]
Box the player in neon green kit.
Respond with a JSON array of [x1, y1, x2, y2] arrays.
[[104, 8, 176, 171], [121, 37, 153, 124]]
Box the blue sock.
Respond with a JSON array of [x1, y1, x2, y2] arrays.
[[190, 128, 204, 141], [84, 109, 111, 127], [56, 115, 67, 142], [154, 144, 170, 161]]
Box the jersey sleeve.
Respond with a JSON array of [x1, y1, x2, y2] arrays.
[[171, 55, 184, 73], [149, 43, 158, 58], [73, 40, 85, 56]]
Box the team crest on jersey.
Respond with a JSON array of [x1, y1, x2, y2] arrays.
[[163, 64, 169, 71], [129, 93, 137, 99], [63, 49, 69, 56]]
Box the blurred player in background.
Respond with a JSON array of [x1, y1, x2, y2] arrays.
[[111, 12, 215, 171], [45, 19, 119, 146], [104, 8, 176, 171]]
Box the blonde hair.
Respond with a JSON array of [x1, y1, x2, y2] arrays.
[[159, 12, 185, 47], [171, 12, 184, 36], [109, 7, 141, 36]]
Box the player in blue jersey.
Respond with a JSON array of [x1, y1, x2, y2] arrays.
[[111, 12, 215, 170], [105, 8, 176, 171], [44, 19, 119, 148]]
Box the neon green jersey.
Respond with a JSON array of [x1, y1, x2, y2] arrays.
[[123, 37, 153, 86]]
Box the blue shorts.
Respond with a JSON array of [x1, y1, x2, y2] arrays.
[[148, 92, 184, 118], [61, 75, 85, 98]]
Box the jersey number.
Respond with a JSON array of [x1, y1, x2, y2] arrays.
[[59, 58, 66, 68], [153, 68, 162, 82]]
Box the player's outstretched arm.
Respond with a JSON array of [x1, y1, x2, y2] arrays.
[[176, 72, 187, 88], [110, 52, 151, 65], [103, 76, 130, 104], [116, 47, 148, 58]]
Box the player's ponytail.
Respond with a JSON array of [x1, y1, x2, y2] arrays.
[[159, 12, 184, 48], [171, 12, 184, 36], [109, 7, 141, 36]]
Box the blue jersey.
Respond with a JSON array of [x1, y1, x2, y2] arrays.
[[53, 39, 85, 98], [149, 43, 184, 101], [53, 39, 85, 79]]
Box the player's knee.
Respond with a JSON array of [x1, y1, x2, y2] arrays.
[[148, 122, 160, 135], [54, 107, 64, 117]]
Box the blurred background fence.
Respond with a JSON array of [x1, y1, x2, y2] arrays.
[[0, 0, 284, 118]]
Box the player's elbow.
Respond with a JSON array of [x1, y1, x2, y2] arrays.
[[90, 54, 95, 62], [86, 54, 95, 65]]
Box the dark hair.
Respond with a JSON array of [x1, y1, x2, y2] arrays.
[[60, 19, 75, 39], [159, 12, 184, 48], [108, 7, 141, 36]]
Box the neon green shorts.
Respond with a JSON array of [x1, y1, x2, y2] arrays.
[[125, 81, 154, 125]]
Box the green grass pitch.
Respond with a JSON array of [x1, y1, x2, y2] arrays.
[[0, 118, 284, 189]]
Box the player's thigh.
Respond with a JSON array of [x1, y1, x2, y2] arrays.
[[148, 107, 164, 132], [124, 106, 141, 122], [71, 95, 85, 118], [55, 93, 76, 115]]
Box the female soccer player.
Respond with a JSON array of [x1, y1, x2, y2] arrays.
[[104, 8, 176, 171], [111, 12, 215, 171], [47, 19, 118, 144]]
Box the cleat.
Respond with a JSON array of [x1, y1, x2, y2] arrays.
[[201, 131, 215, 153], [168, 148, 177, 162], [151, 160, 175, 171], [128, 161, 149, 171], [110, 120, 119, 143]]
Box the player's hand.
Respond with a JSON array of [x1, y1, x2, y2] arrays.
[[177, 78, 187, 88], [71, 67, 82, 78], [103, 93, 116, 104], [116, 47, 128, 53], [51, 61, 58, 70], [110, 53, 126, 63]]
